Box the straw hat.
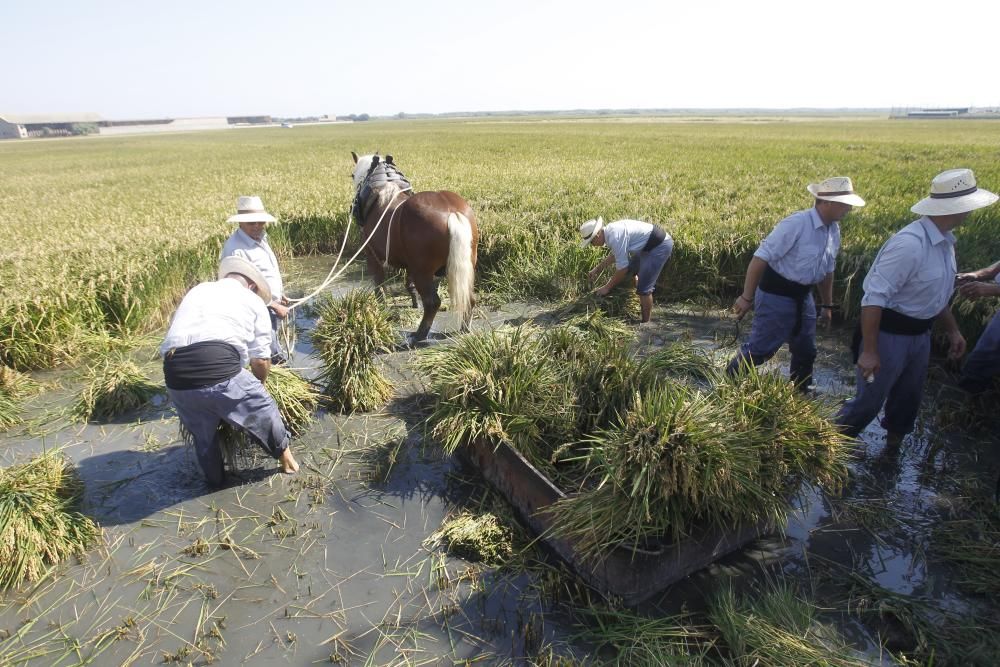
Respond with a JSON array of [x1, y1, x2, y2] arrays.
[[911, 168, 998, 216], [579, 217, 604, 248], [226, 195, 277, 224], [806, 177, 866, 207], [218, 256, 272, 304]]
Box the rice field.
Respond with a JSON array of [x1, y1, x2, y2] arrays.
[[2, 118, 1000, 370], [2, 118, 1000, 665]]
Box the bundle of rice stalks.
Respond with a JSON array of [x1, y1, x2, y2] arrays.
[[708, 584, 870, 667], [417, 326, 574, 466], [71, 354, 160, 422], [0, 389, 20, 431], [572, 607, 711, 667], [548, 370, 849, 560], [0, 365, 40, 398], [311, 290, 397, 412], [930, 478, 1000, 596], [425, 512, 513, 564], [540, 316, 641, 437], [0, 450, 101, 588], [637, 341, 719, 384], [261, 366, 319, 436], [550, 290, 641, 322]]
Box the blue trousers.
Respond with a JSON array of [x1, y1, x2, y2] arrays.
[[959, 309, 1000, 393], [627, 238, 674, 295], [836, 331, 930, 437], [168, 369, 289, 486], [726, 289, 817, 387], [269, 310, 285, 361]]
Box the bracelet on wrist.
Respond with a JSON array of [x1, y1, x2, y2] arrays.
[[738, 295, 752, 303], [819, 304, 834, 310]]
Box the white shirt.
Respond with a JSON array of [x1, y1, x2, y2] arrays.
[[602, 220, 665, 270], [753, 208, 840, 285], [161, 278, 272, 365], [861, 217, 957, 320], [221, 228, 283, 301]]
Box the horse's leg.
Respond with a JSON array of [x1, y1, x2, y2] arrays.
[[405, 273, 419, 308], [365, 246, 386, 286], [411, 272, 441, 343]]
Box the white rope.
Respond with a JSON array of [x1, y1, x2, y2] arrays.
[[286, 186, 411, 310]]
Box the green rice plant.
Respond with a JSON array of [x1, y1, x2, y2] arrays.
[[550, 290, 642, 322], [708, 583, 870, 667], [71, 354, 160, 422], [637, 341, 719, 384], [311, 289, 397, 412], [425, 512, 513, 564], [572, 607, 712, 666], [929, 477, 1000, 596], [0, 450, 101, 589], [417, 325, 574, 466], [0, 389, 20, 430]]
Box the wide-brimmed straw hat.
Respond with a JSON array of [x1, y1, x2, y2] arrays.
[[218, 256, 272, 304], [806, 177, 866, 207], [226, 195, 277, 224], [579, 217, 604, 248], [910, 168, 998, 216]]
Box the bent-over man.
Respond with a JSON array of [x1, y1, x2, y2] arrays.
[[222, 196, 289, 364], [162, 256, 299, 486], [727, 177, 865, 391], [579, 217, 674, 323], [837, 168, 997, 443]]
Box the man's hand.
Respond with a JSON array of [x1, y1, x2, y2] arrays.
[[594, 286, 610, 297], [956, 271, 982, 285], [587, 267, 602, 284], [818, 307, 832, 329], [857, 350, 880, 383], [958, 281, 1000, 300], [270, 302, 290, 319], [732, 295, 753, 321], [947, 330, 967, 361]]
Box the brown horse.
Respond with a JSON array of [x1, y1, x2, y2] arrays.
[[351, 152, 479, 342]]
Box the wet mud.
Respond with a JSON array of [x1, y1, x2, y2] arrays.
[[1, 256, 998, 664]]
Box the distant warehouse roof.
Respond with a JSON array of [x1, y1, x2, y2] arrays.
[[0, 113, 103, 124]]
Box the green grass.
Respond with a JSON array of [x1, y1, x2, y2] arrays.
[[3, 119, 1000, 369]]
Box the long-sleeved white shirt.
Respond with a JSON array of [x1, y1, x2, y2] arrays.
[[221, 228, 283, 301]]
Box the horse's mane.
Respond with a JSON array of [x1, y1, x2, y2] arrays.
[[376, 181, 408, 209]]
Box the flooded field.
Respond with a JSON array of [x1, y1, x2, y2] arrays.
[[2, 254, 999, 665]]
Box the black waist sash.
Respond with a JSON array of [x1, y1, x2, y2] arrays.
[[164, 341, 242, 390], [642, 225, 667, 252], [759, 265, 813, 336], [850, 309, 936, 363]]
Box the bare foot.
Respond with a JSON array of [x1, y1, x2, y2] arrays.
[[279, 448, 299, 474]]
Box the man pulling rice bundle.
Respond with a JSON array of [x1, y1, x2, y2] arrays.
[[161, 256, 299, 486]]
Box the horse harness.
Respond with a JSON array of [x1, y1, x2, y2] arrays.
[[351, 155, 413, 226]]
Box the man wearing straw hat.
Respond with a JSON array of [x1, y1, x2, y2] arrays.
[[161, 256, 300, 486], [955, 259, 1000, 393], [837, 168, 998, 444], [222, 196, 289, 365], [579, 217, 674, 323], [727, 177, 865, 391]]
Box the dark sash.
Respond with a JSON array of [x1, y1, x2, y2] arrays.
[[642, 225, 667, 252], [164, 341, 242, 390], [850, 309, 936, 363], [759, 265, 813, 336]]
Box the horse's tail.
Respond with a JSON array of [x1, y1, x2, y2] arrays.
[[446, 212, 475, 327]]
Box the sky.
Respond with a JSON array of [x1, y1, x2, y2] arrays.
[[2, 0, 998, 119]]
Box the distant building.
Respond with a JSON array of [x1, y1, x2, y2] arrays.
[[0, 112, 103, 139]]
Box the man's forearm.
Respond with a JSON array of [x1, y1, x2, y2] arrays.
[[860, 306, 882, 353], [603, 267, 631, 291], [741, 257, 768, 300], [937, 306, 961, 335], [817, 272, 834, 307]]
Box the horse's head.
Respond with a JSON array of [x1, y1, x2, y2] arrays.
[[351, 152, 401, 189]]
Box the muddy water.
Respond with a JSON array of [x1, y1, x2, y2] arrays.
[[1, 256, 997, 664]]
